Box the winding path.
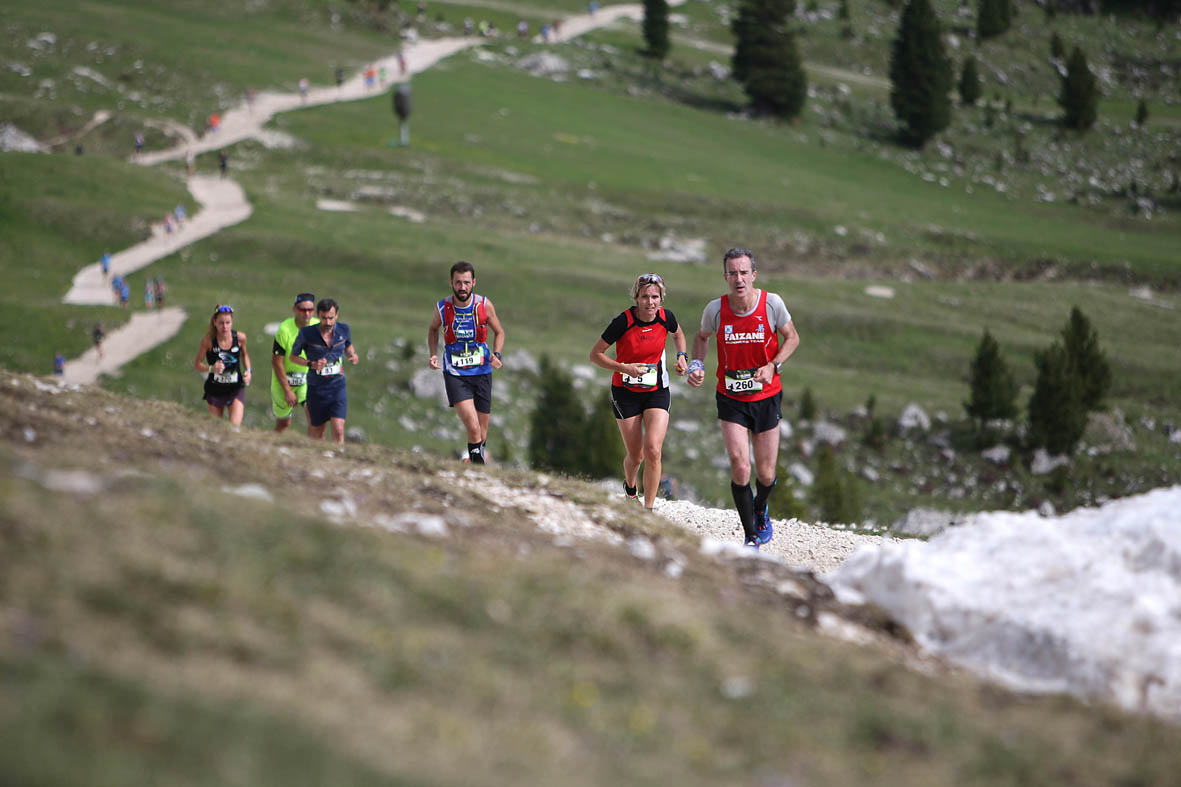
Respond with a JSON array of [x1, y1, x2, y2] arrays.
[[58, 3, 665, 385]]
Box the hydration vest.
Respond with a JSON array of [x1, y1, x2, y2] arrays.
[[442, 295, 487, 344]]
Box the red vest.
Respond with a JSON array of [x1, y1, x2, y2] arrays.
[[715, 290, 781, 401], [611, 308, 670, 392], [442, 295, 487, 344]]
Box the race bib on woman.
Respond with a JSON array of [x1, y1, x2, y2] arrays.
[[622, 365, 657, 388]]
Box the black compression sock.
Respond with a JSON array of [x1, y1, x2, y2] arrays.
[[624, 482, 638, 497], [467, 442, 485, 464], [754, 478, 777, 514], [731, 481, 756, 540]]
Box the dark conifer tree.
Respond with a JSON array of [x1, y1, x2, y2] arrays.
[[1060, 307, 1111, 411], [528, 356, 588, 474], [959, 55, 982, 105], [811, 446, 861, 524], [977, 0, 1010, 39], [964, 328, 1018, 442], [1027, 342, 1087, 455], [888, 0, 953, 147], [798, 386, 817, 421], [1049, 31, 1065, 60], [1059, 46, 1098, 130], [1135, 98, 1149, 126], [731, 0, 808, 119], [642, 0, 671, 62], [584, 391, 625, 479]]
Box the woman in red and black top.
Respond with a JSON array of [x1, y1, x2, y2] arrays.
[[590, 273, 688, 509]]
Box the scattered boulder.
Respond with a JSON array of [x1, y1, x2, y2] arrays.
[[788, 462, 814, 487], [898, 403, 931, 432], [1083, 411, 1135, 454], [519, 52, 570, 77], [1030, 448, 1070, 475], [410, 368, 449, 406], [981, 444, 1011, 465], [891, 507, 964, 537], [813, 420, 847, 446]]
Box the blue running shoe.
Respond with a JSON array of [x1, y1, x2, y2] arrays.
[[744, 537, 760, 550], [754, 506, 773, 545]]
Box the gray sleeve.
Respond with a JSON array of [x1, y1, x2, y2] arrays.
[[699, 298, 723, 335], [766, 293, 792, 331]]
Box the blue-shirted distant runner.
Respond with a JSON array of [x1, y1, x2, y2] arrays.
[[427, 261, 506, 464], [289, 298, 359, 445]]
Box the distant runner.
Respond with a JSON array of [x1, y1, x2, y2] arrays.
[[92, 322, 105, 359], [271, 292, 319, 433], [687, 248, 800, 548], [289, 298, 359, 445], [194, 305, 252, 427], [427, 261, 506, 464], [589, 273, 688, 509]]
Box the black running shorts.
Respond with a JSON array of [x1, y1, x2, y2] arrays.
[[445, 372, 492, 413], [715, 391, 781, 434], [610, 385, 671, 420]]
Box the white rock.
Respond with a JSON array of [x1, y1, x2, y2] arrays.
[[981, 444, 1011, 464], [1030, 448, 1070, 475], [788, 462, 814, 487], [898, 403, 931, 431], [813, 420, 847, 446], [410, 368, 449, 405], [221, 483, 273, 503], [628, 536, 657, 561]]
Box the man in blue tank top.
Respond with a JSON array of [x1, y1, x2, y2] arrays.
[[290, 298, 359, 445], [427, 261, 507, 464]]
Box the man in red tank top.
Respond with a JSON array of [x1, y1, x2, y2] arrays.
[[687, 248, 801, 548]]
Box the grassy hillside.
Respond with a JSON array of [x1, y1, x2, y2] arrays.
[[4, 369, 1181, 786], [3, 0, 1179, 515]]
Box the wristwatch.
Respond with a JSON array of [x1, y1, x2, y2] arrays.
[[773, 361, 782, 374], [493, 351, 502, 360]]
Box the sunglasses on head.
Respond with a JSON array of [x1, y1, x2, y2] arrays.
[[216, 305, 234, 314], [638, 273, 663, 284]]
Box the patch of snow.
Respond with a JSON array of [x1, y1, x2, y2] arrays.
[[830, 487, 1181, 722]]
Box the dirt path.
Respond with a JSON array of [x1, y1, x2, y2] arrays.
[[60, 6, 651, 382]]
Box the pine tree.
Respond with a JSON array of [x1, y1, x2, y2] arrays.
[[1027, 342, 1087, 455], [1049, 31, 1065, 60], [1059, 46, 1098, 131], [730, 0, 808, 119], [977, 0, 1010, 39], [528, 356, 588, 474], [798, 386, 817, 420], [811, 446, 862, 524], [965, 329, 1018, 422], [964, 328, 1018, 444], [1060, 307, 1111, 411], [959, 55, 982, 105], [642, 0, 671, 62], [1135, 99, 1149, 126], [888, 0, 953, 147], [584, 391, 625, 478], [770, 459, 810, 521]]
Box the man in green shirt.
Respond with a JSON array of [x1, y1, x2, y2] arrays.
[[272, 292, 319, 432]]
